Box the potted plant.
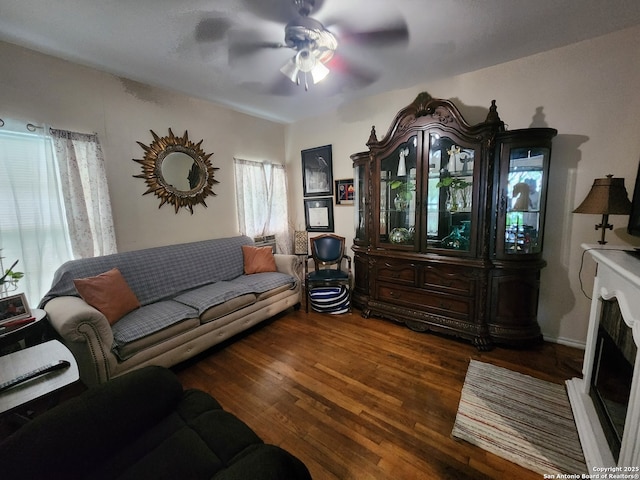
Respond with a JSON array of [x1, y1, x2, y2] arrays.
[[390, 179, 415, 211], [436, 176, 472, 212], [0, 257, 24, 296]]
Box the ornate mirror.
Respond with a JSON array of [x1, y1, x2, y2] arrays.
[[133, 129, 218, 214]]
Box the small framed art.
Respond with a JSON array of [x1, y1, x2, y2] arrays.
[[302, 145, 333, 197], [0, 293, 31, 324], [304, 198, 334, 232], [335, 178, 355, 205]]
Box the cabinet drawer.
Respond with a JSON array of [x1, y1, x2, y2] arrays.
[[375, 260, 417, 285], [422, 264, 475, 295], [376, 283, 471, 316]]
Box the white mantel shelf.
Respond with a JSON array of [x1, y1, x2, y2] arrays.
[[566, 244, 640, 471]]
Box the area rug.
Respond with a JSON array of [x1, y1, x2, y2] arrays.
[[452, 360, 586, 475]]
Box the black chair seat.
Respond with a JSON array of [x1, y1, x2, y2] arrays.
[[308, 270, 349, 281]]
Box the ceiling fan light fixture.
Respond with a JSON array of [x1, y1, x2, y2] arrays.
[[309, 60, 329, 83], [295, 48, 317, 72], [280, 48, 330, 89], [280, 57, 301, 83]]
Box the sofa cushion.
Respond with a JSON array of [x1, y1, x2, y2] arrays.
[[173, 273, 295, 316], [241, 245, 277, 274], [114, 316, 201, 361], [111, 300, 199, 354], [255, 283, 293, 301], [85, 389, 311, 480], [230, 272, 297, 295], [173, 281, 253, 314], [73, 268, 140, 325], [200, 294, 256, 324]]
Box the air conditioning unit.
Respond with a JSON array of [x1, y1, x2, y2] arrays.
[[253, 235, 276, 253]]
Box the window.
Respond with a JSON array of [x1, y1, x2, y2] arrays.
[[0, 120, 116, 306], [234, 159, 291, 253], [0, 127, 73, 306]]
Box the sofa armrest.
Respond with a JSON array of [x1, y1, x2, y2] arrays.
[[45, 296, 113, 344], [0, 366, 183, 480], [45, 296, 115, 386], [274, 254, 302, 280]]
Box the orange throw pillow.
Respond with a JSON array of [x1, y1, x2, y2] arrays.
[[73, 268, 140, 325], [242, 245, 277, 274]]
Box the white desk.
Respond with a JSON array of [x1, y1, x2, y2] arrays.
[[0, 340, 79, 414]]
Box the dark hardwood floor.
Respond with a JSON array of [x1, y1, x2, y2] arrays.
[[174, 308, 584, 480]]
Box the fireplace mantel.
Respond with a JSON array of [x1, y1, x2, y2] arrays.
[[567, 245, 640, 470]]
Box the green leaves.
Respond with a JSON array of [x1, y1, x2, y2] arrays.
[[435, 176, 471, 189], [390, 179, 415, 201], [0, 259, 23, 286]]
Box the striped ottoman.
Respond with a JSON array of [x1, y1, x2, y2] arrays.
[[309, 286, 350, 314]]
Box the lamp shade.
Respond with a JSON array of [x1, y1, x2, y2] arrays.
[[573, 175, 632, 215]]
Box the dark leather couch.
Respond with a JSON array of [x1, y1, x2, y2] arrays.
[[0, 366, 311, 480]]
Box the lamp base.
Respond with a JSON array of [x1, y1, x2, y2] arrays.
[[595, 214, 613, 244]]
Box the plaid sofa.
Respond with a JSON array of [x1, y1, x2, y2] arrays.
[[41, 236, 301, 386]]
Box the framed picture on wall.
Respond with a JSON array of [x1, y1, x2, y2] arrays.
[[335, 178, 355, 205], [304, 197, 334, 232], [302, 145, 333, 197]]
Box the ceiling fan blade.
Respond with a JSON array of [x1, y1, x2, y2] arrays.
[[325, 53, 380, 90], [229, 41, 286, 64], [331, 19, 409, 47], [227, 29, 288, 66], [342, 25, 409, 47], [267, 76, 304, 96], [195, 17, 233, 43], [239, 0, 327, 24]]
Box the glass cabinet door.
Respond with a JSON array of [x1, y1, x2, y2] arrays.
[[353, 152, 367, 244], [378, 135, 417, 246], [503, 147, 549, 255], [425, 132, 475, 252]]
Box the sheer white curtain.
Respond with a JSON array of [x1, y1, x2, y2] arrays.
[[234, 158, 291, 253], [0, 121, 116, 305], [50, 129, 117, 258], [0, 123, 73, 306]]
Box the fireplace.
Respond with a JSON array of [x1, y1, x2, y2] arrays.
[[589, 299, 637, 461], [566, 246, 640, 470]]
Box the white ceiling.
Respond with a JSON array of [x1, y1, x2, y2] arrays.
[[1, 0, 639, 123]]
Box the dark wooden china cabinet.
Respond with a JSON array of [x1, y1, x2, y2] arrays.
[[351, 92, 557, 350]]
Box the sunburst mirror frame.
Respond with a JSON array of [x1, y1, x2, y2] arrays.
[[133, 129, 219, 214]]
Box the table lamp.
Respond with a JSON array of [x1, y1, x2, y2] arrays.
[[573, 174, 632, 244]]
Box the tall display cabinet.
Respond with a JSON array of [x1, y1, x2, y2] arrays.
[[351, 92, 557, 349]]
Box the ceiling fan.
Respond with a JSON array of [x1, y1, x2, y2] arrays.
[[228, 0, 409, 92]]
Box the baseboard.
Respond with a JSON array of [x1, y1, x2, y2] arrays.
[[542, 334, 586, 350]]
